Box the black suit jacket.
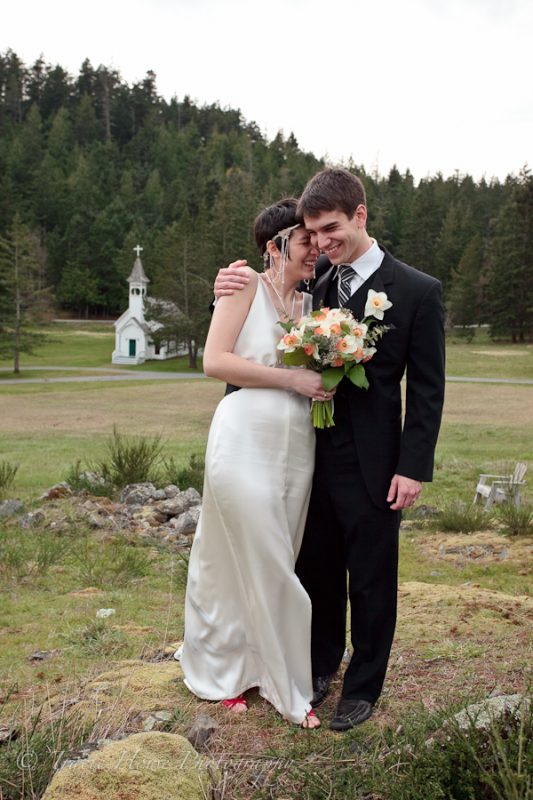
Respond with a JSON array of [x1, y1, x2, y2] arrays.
[[313, 248, 445, 508]]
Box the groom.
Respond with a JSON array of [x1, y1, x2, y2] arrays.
[[216, 168, 445, 731]]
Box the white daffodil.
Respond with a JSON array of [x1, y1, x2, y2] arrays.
[[351, 322, 368, 339], [336, 335, 364, 355], [364, 289, 392, 320], [277, 332, 300, 352]]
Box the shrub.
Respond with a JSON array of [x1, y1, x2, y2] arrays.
[[375, 703, 533, 800], [497, 502, 533, 537], [71, 534, 151, 588], [61, 617, 129, 658], [0, 460, 18, 495], [0, 529, 70, 580], [98, 426, 164, 488], [0, 708, 90, 800], [433, 501, 490, 533], [64, 459, 115, 498], [162, 453, 205, 493]]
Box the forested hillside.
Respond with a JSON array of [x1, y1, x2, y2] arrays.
[[0, 49, 531, 343]]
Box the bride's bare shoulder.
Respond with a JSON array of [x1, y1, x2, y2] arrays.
[[243, 266, 259, 283], [238, 267, 259, 296]]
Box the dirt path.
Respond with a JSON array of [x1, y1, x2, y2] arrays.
[[1, 366, 532, 385]]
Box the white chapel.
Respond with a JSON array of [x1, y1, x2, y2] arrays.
[[111, 245, 179, 365]]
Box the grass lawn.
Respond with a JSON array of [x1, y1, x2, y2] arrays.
[[445, 327, 533, 380], [0, 324, 531, 380], [0, 380, 222, 496], [0, 323, 200, 374]]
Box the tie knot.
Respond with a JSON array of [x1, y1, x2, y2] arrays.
[[338, 264, 353, 282], [337, 264, 353, 307]]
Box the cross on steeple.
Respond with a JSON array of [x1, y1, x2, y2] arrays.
[[133, 244, 143, 258]]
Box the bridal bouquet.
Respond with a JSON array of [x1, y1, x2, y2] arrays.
[[277, 290, 393, 428]]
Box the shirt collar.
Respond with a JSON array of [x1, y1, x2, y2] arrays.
[[347, 239, 384, 279]]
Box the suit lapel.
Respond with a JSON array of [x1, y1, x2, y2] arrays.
[[312, 265, 336, 310], [312, 247, 395, 315], [346, 249, 395, 319]]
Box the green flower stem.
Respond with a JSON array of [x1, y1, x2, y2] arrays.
[[311, 399, 335, 429]]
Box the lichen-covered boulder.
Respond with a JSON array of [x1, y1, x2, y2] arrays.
[[452, 693, 530, 731], [51, 660, 185, 734], [42, 731, 220, 800]]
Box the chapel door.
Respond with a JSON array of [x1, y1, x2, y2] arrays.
[[129, 339, 137, 357]]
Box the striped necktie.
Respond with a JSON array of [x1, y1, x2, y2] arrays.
[[337, 264, 353, 307]]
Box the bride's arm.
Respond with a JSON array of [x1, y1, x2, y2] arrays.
[[204, 268, 326, 399]]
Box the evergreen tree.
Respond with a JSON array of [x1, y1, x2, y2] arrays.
[[0, 214, 49, 371], [434, 200, 476, 292], [147, 215, 214, 368], [55, 262, 100, 318], [211, 167, 256, 268], [0, 48, 527, 335], [485, 170, 533, 342], [448, 233, 485, 334]]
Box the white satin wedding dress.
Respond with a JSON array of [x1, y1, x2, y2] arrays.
[[180, 278, 315, 723]]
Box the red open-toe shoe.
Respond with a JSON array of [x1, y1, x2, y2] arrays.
[[301, 708, 321, 729], [222, 694, 248, 713]]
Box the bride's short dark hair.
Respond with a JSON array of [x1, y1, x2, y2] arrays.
[[254, 197, 301, 255]]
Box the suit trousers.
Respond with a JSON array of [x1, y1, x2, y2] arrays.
[[296, 435, 400, 704]]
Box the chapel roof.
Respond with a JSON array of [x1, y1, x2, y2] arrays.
[[127, 256, 150, 284]]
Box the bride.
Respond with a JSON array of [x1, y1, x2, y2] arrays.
[[180, 198, 332, 728]]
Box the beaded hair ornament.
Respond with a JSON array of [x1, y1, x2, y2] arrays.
[[263, 222, 301, 286]]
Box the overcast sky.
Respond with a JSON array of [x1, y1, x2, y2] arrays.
[[4, 0, 531, 183]]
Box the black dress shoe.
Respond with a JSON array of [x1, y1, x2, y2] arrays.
[[311, 674, 334, 708], [329, 698, 373, 731]]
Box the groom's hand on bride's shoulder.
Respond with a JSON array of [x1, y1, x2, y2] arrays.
[[214, 259, 250, 298]]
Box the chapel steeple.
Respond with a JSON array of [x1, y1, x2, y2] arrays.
[[127, 244, 149, 318]]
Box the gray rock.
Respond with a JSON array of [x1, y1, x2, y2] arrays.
[[181, 487, 202, 506], [411, 504, 439, 519], [452, 694, 530, 732], [186, 714, 219, 750], [55, 738, 114, 769], [0, 499, 24, 517], [428, 693, 531, 749], [88, 513, 107, 529], [95, 608, 116, 619], [0, 725, 19, 744], [152, 489, 167, 501], [163, 485, 180, 498], [120, 483, 158, 505], [169, 508, 200, 535], [78, 470, 107, 486], [43, 732, 219, 799], [189, 505, 201, 523], [20, 510, 46, 529], [142, 710, 173, 732], [27, 649, 60, 661], [157, 496, 189, 518]]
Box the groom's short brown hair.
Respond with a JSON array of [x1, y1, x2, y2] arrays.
[[297, 168, 366, 219]]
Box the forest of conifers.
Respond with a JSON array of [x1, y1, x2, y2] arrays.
[[0, 49, 531, 352]]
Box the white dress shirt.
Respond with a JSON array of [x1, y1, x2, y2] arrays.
[[337, 239, 384, 296]]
